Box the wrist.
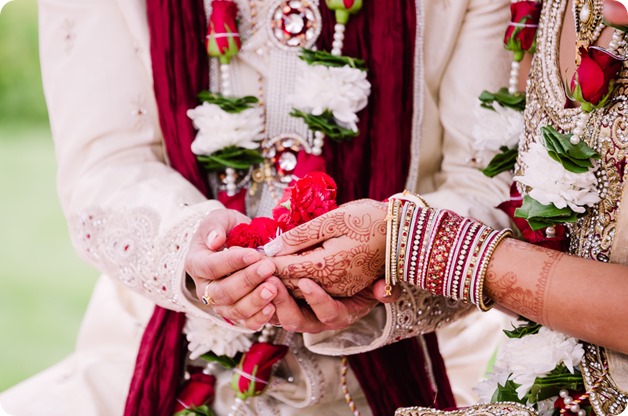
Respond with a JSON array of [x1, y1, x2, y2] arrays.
[[385, 192, 512, 311]]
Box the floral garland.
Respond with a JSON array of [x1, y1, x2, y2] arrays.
[[187, 0, 370, 197], [473, 1, 628, 415]]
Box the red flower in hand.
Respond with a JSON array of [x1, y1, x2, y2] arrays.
[[504, 1, 542, 61], [206, 0, 241, 64], [497, 183, 568, 252], [570, 46, 624, 111], [173, 370, 216, 413], [284, 172, 338, 229], [226, 217, 282, 249], [231, 342, 288, 399]]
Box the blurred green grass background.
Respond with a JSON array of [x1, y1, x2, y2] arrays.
[[0, 0, 97, 391]]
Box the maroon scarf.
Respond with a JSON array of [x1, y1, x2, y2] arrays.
[[124, 1, 455, 415]]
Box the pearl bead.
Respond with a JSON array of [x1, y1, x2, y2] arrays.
[[331, 49, 341, 56], [559, 389, 569, 398], [333, 32, 345, 41], [332, 40, 343, 50], [564, 396, 574, 405], [220, 64, 230, 74], [577, 409, 586, 416], [335, 23, 345, 32], [570, 135, 581, 145], [570, 403, 581, 413]]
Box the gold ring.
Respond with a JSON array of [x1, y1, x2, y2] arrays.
[[201, 283, 215, 306]]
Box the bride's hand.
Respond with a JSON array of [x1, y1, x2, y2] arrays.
[[265, 199, 388, 297]]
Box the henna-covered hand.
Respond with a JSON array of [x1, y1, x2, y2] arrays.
[[264, 199, 388, 297]]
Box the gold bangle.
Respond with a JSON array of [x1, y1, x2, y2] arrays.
[[476, 229, 512, 312], [384, 198, 396, 296]]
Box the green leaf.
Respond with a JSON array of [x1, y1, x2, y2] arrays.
[[525, 365, 585, 403], [494, 366, 585, 406], [174, 404, 216, 416], [514, 195, 580, 230], [197, 91, 259, 113], [200, 351, 239, 369], [290, 109, 359, 142], [492, 379, 526, 404], [197, 146, 264, 171], [481, 146, 518, 177], [504, 320, 542, 339], [541, 125, 599, 173], [298, 48, 367, 70], [479, 87, 526, 112]]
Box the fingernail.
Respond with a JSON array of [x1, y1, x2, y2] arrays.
[[299, 279, 314, 295], [206, 230, 218, 247], [263, 238, 283, 257], [243, 252, 260, 264], [262, 305, 274, 316], [260, 285, 275, 300], [257, 262, 274, 277]]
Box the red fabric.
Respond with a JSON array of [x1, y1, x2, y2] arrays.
[[349, 333, 455, 414], [124, 0, 209, 415], [319, 1, 416, 203], [124, 308, 188, 416], [321, 1, 456, 414], [126, 0, 455, 415], [217, 188, 246, 213], [147, 0, 210, 196]]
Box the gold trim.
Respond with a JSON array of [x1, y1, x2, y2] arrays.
[[395, 403, 536, 416]]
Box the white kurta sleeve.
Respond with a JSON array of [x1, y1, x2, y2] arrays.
[[39, 0, 228, 321], [305, 0, 512, 355]]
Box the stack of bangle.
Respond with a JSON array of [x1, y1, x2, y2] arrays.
[[384, 191, 512, 311]]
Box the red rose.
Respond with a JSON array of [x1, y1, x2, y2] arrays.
[[570, 46, 624, 111], [286, 171, 338, 227], [230, 342, 288, 399], [272, 187, 295, 230], [173, 371, 216, 413], [504, 1, 542, 61], [226, 217, 282, 249], [497, 183, 568, 252], [206, 1, 241, 64]]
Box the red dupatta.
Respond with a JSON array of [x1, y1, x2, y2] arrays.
[[124, 1, 455, 415]]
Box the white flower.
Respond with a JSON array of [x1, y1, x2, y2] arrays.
[[472, 103, 524, 161], [497, 327, 584, 400], [514, 141, 600, 213], [184, 316, 253, 360], [187, 102, 264, 156], [474, 364, 510, 403], [289, 63, 371, 132]]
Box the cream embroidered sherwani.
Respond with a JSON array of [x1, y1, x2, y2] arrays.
[[1, 0, 513, 414]]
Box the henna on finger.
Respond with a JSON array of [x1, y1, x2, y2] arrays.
[[277, 244, 384, 297]]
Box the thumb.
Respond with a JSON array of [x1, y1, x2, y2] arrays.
[[199, 208, 250, 250], [263, 210, 345, 256]]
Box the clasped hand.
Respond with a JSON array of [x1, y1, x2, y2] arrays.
[[184, 200, 400, 333]]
